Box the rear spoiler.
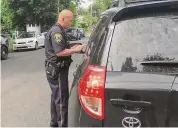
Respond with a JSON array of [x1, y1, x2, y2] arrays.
[[112, 0, 178, 22]]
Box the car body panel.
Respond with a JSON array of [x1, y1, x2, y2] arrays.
[[104, 4, 178, 126], [13, 32, 44, 50], [13, 37, 37, 50], [0, 34, 9, 49], [13, 43, 36, 50], [15, 37, 36, 44], [68, 0, 178, 127], [0, 34, 9, 59], [166, 76, 178, 126], [37, 33, 46, 47], [104, 72, 175, 127]]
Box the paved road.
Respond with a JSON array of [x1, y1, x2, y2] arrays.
[[1, 37, 89, 127]]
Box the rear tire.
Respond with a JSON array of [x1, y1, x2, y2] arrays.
[[1, 46, 8, 60]]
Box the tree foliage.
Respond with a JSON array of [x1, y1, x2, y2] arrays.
[[1, 0, 74, 31], [76, 0, 112, 32], [1, 0, 14, 32], [10, 0, 59, 31], [1, 0, 111, 32], [89, 0, 112, 16]]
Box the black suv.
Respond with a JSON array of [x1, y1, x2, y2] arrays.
[[69, 0, 178, 127]]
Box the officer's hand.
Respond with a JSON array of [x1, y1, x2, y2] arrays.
[[80, 44, 88, 53]]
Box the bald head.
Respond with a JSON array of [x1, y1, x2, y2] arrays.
[[58, 9, 73, 29]]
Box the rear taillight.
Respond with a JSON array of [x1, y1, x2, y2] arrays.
[[78, 65, 106, 120]]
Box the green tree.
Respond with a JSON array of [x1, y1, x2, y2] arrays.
[[77, 7, 87, 15], [99, 0, 112, 12], [78, 0, 111, 34], [69, 1, 78, 26], [57, 0, 71, 13], [1, 0, 14, 32], [1, 0, 73, 31], [10, 0, 59, 31], [1, 0, 85, 31], [90, 0, 112, 16]]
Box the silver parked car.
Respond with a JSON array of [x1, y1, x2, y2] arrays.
[[1, 34, 9, 60], [66, 28, 81, 40]]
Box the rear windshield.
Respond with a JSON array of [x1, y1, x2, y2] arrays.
[[108, 12, 178, 74]]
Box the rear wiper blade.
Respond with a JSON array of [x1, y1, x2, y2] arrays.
[[140, 61, 178, 66]]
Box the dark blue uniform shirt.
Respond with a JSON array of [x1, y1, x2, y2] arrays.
[[45, 24, 71, 63]]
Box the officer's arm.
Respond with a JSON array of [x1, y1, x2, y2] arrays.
[[51, 32, 82, 56], [56, 48, 80, 56]]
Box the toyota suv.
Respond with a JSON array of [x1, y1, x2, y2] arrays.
[[68, 0, 178, 127]]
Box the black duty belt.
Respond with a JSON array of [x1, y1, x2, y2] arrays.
[[45, 59, 73, 68], [45, 61, 60, 67]]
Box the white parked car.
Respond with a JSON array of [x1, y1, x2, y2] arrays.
[[13, 32, 45, 51]]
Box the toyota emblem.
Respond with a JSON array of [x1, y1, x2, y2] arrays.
[[122, 117, 141, 128]]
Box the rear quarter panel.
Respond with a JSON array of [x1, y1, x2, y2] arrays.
[[166, 76, 178, 126]]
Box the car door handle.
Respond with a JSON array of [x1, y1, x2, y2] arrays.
[[110, 99, 151, 108]]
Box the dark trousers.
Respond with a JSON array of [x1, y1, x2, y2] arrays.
[[45, 65, 69, 127]]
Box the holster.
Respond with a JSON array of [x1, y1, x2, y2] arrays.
[[45, 61, 60, 79], [45, 58, 73, 71], [59, 58, 73, 69]]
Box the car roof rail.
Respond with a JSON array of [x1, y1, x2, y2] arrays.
[[124, 0, 168, 4], [112, 0, 178, 22], [109, 0, 168, 8]]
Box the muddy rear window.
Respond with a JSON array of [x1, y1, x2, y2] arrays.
[[107, 12, 178, 74]]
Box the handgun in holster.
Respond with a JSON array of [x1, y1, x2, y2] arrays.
[[58, 59, 73, 68]]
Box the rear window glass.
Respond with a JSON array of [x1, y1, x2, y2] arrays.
[[108, 12, 178, 74]]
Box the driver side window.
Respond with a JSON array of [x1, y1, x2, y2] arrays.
[[87, 16, 107, 58]]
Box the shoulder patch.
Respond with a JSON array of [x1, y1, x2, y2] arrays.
[[54, 33, 62, 43]]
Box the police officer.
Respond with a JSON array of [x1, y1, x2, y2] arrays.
[[44, 10, 85, 127]]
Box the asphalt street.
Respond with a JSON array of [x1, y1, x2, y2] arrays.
[[1, 37, 89, 127]]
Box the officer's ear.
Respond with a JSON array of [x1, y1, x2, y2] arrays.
[[62, 17, 65, 22]]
